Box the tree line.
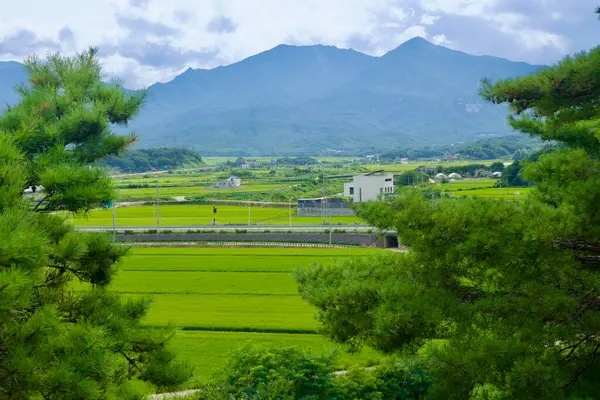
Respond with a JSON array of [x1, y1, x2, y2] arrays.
[[98, 147, 204, 173]]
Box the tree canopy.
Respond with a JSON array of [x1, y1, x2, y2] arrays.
[[99, 147, 204, 173], [296, 14, 600, 400], [0, 48, 191, 399]]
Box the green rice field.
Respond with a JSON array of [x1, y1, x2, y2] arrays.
[[441, 179, 498, 190], [116, 183, 292, 198], [71, 204, 364, 226], [94, 247, 386, 378], [447, 186, 533, 200]]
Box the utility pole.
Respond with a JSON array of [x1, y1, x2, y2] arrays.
[[112, 201, 116, 243], [288, 198, 292, 229], [156, 179, 160, 233], [500, 177, 502, 198], [248, 203, 251, 226]]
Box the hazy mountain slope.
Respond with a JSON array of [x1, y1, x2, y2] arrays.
[[0, 39, 543, 155], [0, 61, 28, 108]]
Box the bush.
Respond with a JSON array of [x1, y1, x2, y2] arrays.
[[192, 347, 433, 400], [222, 345, 338, 400]]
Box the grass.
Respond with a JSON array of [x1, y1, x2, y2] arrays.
[[440, 179, 498, 190], [70, 204, 364, 226], [137, 293, 318, 331], [447, 187, 533, 200], [95, 271, 301, 295], [169, 331, 383, 378], [95, 247, 388, 376], [116, 183, 291, 198]]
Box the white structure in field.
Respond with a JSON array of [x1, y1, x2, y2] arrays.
[[344, 173, 394, 202], [212, 176, 241, 188]]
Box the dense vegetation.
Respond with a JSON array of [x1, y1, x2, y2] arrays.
[[99, 147, 204, 173], [0, 49, 191, 398], [195, 345, 431, 400], [296, 16, 600, 399], [380, 135, 539, 161]]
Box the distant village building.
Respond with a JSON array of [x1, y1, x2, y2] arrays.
[[417, 166, 435, 174], [23, 185, 44, 195], [395, 158, 409, 164], [343, 172, 394, 202], [475, 169, 492, 178], [443, 154, 461, 161], [212, 176, 241, 189]]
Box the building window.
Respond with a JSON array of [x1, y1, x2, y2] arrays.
[[385, 178, 392, 182], [380, 188, 383, 193], [349, 187, 354, 195]]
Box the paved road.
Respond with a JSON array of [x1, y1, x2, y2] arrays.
[[73, 224, 383, 233]]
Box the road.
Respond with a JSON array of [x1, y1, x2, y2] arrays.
[[73, 224, 382, 233]]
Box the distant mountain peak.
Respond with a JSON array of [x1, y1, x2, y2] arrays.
[[402, 36, 432, 46]]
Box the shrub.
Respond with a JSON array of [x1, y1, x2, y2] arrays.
[[222, 345, 338, 400]]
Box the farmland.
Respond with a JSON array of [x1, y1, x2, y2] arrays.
[[447, 186, 533, 200], [70, 204, 363, 227], [87, 247, 386, 378]]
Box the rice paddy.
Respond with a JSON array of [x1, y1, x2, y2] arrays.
[[95, 247, 386, 378]]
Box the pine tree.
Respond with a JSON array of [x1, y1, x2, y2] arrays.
[[0, 48, 192, 399], [296, 9, 600, 399]]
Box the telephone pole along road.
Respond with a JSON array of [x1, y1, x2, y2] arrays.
[[73, 225, 389, 234]]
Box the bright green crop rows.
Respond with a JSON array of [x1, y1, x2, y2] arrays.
[[448, 187, 533, 200], [98, 247, 386, 376], [116, 183, 291, 198], [169, 331, 383, 378], [70, 204, 363, 226], [440, 179, 498, 190]]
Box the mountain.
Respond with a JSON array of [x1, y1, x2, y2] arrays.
[[0, 38, 543, 155], [0, 61, 28, 108]]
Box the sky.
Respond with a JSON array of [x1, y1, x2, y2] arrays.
[[0, 0, 598, 87]]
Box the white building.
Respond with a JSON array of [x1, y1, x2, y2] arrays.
[[344, 173, 394, 202], [212, 176, 241, 188]]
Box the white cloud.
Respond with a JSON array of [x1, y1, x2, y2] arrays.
[[0, 0, 588, 86], [420, 14, 441, 25], [431, 34, 451, 46]]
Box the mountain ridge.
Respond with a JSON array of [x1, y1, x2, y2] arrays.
[[0, 37, 544, 155]]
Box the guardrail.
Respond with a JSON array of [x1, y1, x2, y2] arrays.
[[73, 224, 384, 233]]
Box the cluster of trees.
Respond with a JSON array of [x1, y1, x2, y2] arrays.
[[394, 161, 506, 187], [195, 345, 431, 399], [99, 147, 203, 173], [296, 17, 600, 398], [380, 136, 539, 162], [275, 156, 319, 166], [0, 49, 191, 399]]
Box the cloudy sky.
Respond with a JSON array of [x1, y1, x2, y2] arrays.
[[0, 0, 598, 87]]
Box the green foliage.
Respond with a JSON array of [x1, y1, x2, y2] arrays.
[[380, 136, 540, 161], [337, 361, 432, 400], [0, 48, 191, 398], [193, 346, 431, 400], [276, 156, 319, 166], [297, 21, 600, 399], [222, 345, 338, 399], [489, 161, 504, 173], [99, 147, 204, 173]]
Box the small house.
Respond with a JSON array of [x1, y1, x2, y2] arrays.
[[212, 176, 241, 189]]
